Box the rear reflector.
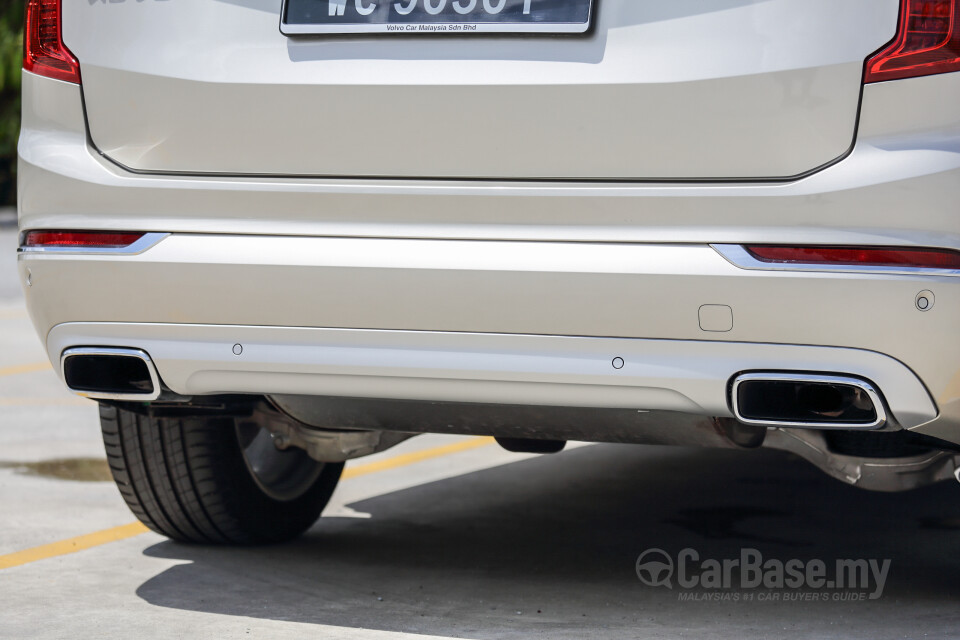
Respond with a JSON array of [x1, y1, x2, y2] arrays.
[[865, 0, 960, 82], [23, 0, 81, 85], [23, 231, 145, 249], [743, 245, 960, 270]]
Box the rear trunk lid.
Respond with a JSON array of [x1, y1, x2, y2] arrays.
[[64, 0, 899, 180]]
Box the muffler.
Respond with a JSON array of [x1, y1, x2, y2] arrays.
[[60, 347, 161, 401], [731, 373, 886, 429]]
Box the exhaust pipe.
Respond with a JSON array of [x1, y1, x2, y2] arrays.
[[60, 347, 161, 401], [731, 373, 886, 430]]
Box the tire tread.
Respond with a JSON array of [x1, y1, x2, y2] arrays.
[[98, 403, 341, 545]]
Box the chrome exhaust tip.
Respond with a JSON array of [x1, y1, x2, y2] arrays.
[[60, 347, 161, 401], [731, 373, 886, 430]]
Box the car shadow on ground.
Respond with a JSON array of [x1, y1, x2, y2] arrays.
[[136, 444, 960, 638]]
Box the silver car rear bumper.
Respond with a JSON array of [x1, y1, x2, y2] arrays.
[[16, 71, 960, 445], [42, 320, 937, 431], [19, 232, 959, 442]]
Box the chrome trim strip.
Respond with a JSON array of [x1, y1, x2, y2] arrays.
[[60, 347, 162, 402], [731, 372, 887, 430], [712, 243, 960, 277], [19, 232, 170, 256]]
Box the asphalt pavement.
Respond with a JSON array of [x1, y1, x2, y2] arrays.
[[1, 226, 959, 639]]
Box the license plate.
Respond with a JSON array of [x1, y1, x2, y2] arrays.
[[281, 0, 594, 35]]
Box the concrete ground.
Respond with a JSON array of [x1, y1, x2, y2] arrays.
[[1, 226, 959, 639]]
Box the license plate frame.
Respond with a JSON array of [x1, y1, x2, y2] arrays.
[[280, 0, 595, 35]]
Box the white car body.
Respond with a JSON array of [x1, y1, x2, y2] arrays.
[[15, 0, 960, 531]]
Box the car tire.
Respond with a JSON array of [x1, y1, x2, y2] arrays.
[[99, 403, 343, 544]]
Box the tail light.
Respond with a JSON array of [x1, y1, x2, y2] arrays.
[[23, 0, 80, 84], [865, 0, 960, 82], [743, 245, 960, 270], [22, 231, 145, 249]]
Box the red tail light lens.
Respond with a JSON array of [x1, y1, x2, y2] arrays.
[[865, 0, 960, 83], [23, 231, 144, 248], [23, 0, 81, 84], [744, 245, 960, 270]]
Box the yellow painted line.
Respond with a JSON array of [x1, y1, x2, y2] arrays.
[[0, 436, 497, 570], [342, 436, 496, 479], [0, 362, 52, 377], [0, 522, 150, 571], [0, 309, 28, 320]]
